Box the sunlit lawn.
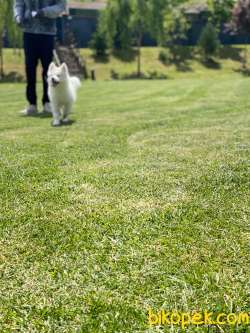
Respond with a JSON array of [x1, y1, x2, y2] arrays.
[[0, 64, 249, 332]]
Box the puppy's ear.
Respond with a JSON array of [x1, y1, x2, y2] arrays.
[[48, 62, 56, 74], [61, 63, 68, 74]]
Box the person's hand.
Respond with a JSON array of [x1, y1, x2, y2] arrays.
[[15, 15, 23, 26], [34, 9, 45, 18], [24, 9, 32, 22]]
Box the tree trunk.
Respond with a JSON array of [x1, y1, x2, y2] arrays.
[[0, 41, 3, 79], [242, 36, 248, 70], [137, 33, 142, 78]]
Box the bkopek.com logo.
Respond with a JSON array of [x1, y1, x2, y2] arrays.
[[148, 309, 250, 329]]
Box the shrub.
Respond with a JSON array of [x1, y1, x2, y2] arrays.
[[230, 0, 250, 34], [198, 23, 220, 60], [229, 0, 250, 69], [158, 50, 169, 64], [89, 30, 108, 57]]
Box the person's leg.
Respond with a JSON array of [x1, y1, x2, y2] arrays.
[[23, 33, 39, 109], [39, 35, 54, 106]]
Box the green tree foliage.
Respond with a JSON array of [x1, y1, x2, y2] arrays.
[[0, 0, 8, 77], [198, 22, 220, 60], [7, 1, 23, 51], [93, 0, 188, 77], [164, 4, 190, 44], [148, 0, 168, 43], [89, 30, 108, 57], [0, 0, 22, 77], [131, 0, 151, 76], [230, 0, 250, 68], [89, 12, 108, 56], [208, 0, 235, 25], [230, 0, 250, 34], [105, 0, 133, 50]]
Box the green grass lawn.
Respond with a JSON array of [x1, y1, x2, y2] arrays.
[[0, 71, 249, 332]]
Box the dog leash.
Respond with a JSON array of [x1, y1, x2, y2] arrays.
[[53, 50, 61, 66]]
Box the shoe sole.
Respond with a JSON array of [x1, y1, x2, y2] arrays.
[[51, 121, 62, 127], [20, 112, 39, 117], [51, 119, 74, 127]]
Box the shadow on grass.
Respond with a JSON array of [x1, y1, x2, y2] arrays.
[[175, 62, 193, 72], [50, 119, 77, 127], [20, 113, 76, 126], [92, 49, 140, 63], [159, 46, 194, 72], [92, 53, 110, 64], [51, 119, 77, 128], [219, 46, 244, 62], [113, 48, 138, 62], [20, 112, 52, 119], [234, 67, 250, 77], [0, 71, 24, 83], [60, 119, 76, 126], [201, 58, 221, 69], [110, 70, 168, 80]]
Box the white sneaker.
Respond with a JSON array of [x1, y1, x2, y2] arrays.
[[20, 104, 38, 116]]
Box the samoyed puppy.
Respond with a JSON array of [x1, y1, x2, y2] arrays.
[[47, 62, 81, 127]]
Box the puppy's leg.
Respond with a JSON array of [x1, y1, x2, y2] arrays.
[[51, 103, 61, 127], [62, 103, 72, 124]]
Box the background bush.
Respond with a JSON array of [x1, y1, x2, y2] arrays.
[[89, 29, 108, 57], [198, 23, 220, 61]]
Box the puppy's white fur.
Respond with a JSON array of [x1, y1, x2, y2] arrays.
[[48, 62, 81, 126]]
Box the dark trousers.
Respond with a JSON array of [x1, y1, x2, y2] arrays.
[[23, 33, 54, 106]]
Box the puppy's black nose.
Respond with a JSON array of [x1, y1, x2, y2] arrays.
[[52, 78, 57, 84]]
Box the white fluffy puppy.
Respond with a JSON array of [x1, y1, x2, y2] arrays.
[[47, 62, 81, 126]]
